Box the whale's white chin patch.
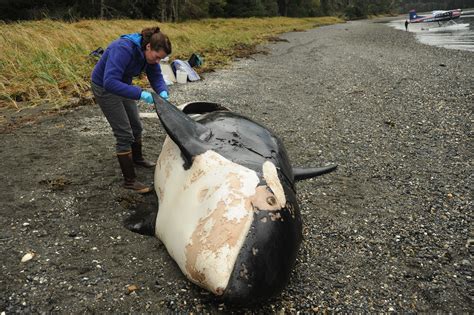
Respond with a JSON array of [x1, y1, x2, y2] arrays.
[[154, 137, 259, 294]]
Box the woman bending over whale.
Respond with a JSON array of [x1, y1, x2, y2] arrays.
[[91, 26, 171, 193]]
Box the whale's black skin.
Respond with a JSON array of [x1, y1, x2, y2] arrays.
[[152, 95, 336, 179], [179, 109, 302, 304], [193, 110, 295, 188], [223, 184, 302, 305], [135, 95, 337, 304]]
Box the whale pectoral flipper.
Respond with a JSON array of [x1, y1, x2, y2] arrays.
[[293, 164, 338, 181], [152, 94, 212, 168]]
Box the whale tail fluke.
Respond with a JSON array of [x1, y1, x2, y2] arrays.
[[293, 164, 337, 181]]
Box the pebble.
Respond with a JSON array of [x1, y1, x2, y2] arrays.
[[20, 252, 35, 263], [127, 285, 139, 294]]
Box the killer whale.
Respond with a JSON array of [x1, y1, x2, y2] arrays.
[[128, 95, 337, 305]]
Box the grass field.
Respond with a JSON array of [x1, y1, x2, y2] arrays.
[[0, 17, 343, 110]]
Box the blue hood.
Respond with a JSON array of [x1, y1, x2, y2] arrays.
[[120, 33, 142, 48]]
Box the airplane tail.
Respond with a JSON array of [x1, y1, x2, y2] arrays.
[[409, 9, 417, 21]]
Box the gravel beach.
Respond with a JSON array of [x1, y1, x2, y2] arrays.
[[1, 18, 473, 313]]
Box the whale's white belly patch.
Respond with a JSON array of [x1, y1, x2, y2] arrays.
[[154, 137, 259, 294]]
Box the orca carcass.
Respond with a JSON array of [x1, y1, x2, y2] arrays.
[[128, 95, 337, 305]]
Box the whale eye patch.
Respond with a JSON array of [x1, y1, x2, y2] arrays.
[[250, 186, 282, 211], [262, 161, 286, 208]]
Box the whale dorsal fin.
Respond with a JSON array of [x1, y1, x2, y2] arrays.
[[153, 94, 212, 168], [293, 164, 337, 181]]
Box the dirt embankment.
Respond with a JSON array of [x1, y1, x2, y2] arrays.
[[1, 18, 472, 313]]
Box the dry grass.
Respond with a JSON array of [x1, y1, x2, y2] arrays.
[[0, 17, 343, 110]]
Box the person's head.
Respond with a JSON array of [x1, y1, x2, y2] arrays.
[[141, 26, 172, 64]]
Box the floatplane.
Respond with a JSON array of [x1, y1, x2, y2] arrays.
[[409, 8, 462, 26]]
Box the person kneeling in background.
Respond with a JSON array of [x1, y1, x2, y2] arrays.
[[91, 26, 171, 193]]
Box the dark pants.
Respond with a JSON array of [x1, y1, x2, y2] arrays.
[[91, 82, 142, 153]]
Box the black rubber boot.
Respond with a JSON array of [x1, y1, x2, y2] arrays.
[[117, 151, 152, 194], [131, 139, 156, 168]]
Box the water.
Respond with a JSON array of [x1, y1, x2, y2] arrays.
[[387, 10, 474, 52]]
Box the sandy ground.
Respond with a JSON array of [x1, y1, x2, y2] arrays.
[[1, 18, 473, 313]]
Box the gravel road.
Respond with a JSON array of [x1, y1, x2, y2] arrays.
[[1, 18, 473, 313]]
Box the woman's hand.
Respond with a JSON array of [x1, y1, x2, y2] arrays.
[[140, 91, 154, 104], [159, 90, 169, 100]]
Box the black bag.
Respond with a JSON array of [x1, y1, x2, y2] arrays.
[[89, 47, 104, 60], [188, 53, 203, 68]]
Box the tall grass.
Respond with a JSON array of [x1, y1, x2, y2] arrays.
[[0, 17, 342, 110]]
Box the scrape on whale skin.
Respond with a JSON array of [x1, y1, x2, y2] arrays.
[[155, 140, 258, 294]]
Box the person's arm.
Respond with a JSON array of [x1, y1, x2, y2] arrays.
[[146, 64, 168, 95], [103, 44, 142, 100]]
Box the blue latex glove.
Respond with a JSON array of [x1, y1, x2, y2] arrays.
[[140, 91, 154, 104], [159, 90, 169, 100]]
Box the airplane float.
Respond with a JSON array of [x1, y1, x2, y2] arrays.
[[409, 9, 462, 25]]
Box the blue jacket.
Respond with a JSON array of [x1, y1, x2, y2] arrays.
[[91, 33, 167, 100]]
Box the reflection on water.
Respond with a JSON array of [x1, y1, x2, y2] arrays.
[[387, 10, 474, 52]]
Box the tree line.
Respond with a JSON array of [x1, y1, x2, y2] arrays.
[[400, 0, 474, 12], [0, 0, 473, 22]]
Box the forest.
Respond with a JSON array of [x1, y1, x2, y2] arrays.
[[1, 0, 472, 22]]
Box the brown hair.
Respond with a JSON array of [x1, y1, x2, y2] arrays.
[[141, 26, 172, 55]]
